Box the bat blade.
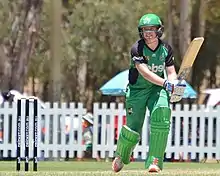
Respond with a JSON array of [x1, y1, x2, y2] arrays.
[[170, 37, 204, 103], [177, 37, 204, 81]]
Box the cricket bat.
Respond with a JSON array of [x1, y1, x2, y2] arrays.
[[170, 37, 204, 102], [177, 37, 204, 81]]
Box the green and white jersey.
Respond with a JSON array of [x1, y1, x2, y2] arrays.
[[129, 39, 174, 89]]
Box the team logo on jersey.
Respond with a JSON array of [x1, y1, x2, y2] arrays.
[[152, 54, 156, 57], [148, 64, 164, 72]]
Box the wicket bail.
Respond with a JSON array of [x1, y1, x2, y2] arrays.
[[16, 98, 38, 172]]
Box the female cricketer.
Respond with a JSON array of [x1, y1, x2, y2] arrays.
[[112, 13, 186, 173]]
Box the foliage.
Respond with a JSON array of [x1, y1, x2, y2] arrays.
[[0, 0, 220, 104]]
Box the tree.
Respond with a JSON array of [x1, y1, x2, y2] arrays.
[[179, 0, 191, 59], [15, 0, 219, 106], [0, 0, 43, 92], [49, 0, 62, 102]]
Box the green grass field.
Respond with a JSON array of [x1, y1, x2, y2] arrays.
[[0, 161, 220, 176]]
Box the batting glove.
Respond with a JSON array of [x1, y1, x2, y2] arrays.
[[163, 80, 174, 94]]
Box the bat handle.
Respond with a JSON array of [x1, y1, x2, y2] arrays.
[[177, 76, 184, 84]]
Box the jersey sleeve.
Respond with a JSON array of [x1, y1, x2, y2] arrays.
[[165, 44, 174, 67], [130, 39, 146, 64]]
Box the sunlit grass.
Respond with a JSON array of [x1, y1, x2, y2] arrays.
[[0, 161, 220, 176]]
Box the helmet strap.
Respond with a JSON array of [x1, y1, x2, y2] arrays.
[[156, 25, 164, 38]]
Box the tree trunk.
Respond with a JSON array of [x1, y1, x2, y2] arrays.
[[85, 84, 94, 112], [167, 0, 174, 47], [49, 0, 62, 102], [0, 0, 43, 92], [75, 38, 89, 104], [198, 0, 206, 37], [191, 0, 207, 104], [76, 54, 87, 103], [191, 0, 206, 37], [179, 0, 191, 59]]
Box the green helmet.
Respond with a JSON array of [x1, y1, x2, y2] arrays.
[[138, 13, 164, 38]]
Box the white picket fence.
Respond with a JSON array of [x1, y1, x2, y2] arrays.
[[0, 102, 219, 161]]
